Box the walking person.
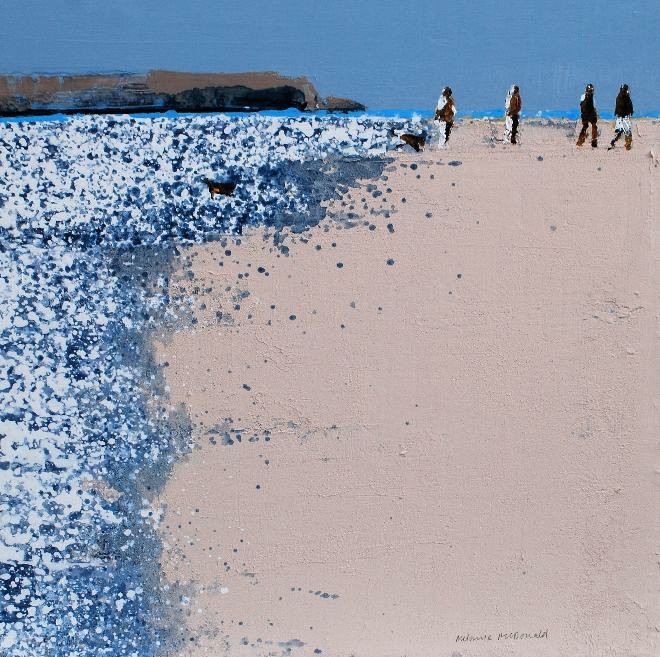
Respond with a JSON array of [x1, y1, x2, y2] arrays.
[[435, 86, 456, 146], [505, 85, 522, 144], [608, 84, 634, 151], [576, 83, 598, 148]]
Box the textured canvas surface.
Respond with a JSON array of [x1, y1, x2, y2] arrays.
[[1, 4, 658, 657]]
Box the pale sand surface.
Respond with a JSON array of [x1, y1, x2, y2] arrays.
[[155, 120, 658, 657]]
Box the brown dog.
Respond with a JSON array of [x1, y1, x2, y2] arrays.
[[205, 178, 236, 198], [399, 133, 426, 152]]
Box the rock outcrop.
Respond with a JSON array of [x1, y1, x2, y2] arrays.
[[0, 70, 365, 115], [317, 96, 366, 112]]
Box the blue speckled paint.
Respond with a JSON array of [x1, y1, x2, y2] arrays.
[[0, 111, 425, 655]]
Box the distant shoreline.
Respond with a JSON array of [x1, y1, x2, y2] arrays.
[[4, 70, 658, 121]]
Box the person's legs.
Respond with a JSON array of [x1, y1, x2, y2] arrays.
[[610, 116, 631, 149], [511, 115, 519, 144], [437, 121, 446, 147], [444, 121, 453, 144], [590, 121, 598, 148], [577, 119, 589, 146], [623, 117, 633, 150]]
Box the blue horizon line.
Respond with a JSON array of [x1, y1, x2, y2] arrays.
[[1, 108, 659, 123]]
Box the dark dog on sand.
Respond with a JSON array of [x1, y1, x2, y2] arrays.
[[398, 132, 426, 152], [204, 178, 236, 198]]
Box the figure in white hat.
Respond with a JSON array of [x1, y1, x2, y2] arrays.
[[434, 86, 456, 146]]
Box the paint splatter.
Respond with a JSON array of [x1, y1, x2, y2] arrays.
[[0, 111, 426, 655]]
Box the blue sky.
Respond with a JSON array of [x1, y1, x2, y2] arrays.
[[1, 0, 658, 111]]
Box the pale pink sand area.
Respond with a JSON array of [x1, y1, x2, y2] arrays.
[[155, 121, 658, 657]]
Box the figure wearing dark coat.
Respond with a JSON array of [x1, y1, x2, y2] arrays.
[[577, 84, 598, 148], [609, 84, 634, 150]]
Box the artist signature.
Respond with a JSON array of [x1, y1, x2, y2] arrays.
[[456, 629, 548, 643]]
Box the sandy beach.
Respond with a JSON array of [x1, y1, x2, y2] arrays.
[[154, 119, 658, 657]]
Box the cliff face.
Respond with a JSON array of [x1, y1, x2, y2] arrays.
[[0, 70, 365, 115]]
